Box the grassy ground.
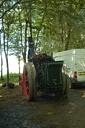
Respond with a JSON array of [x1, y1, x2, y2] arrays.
[[0, 73, 20, 87]]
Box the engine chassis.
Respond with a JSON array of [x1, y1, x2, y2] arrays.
[[19, 53, 69, 100]]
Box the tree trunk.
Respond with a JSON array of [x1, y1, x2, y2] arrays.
[[65, 25, 71, 50], [18, 8, 23, 60], [61, 27, 64, 51], [0, 30, 3, 80], [2, 0, 9, 87], [6, 53, 9, 88], [4, 30, 9, 88], [23, 20, 28, 63], [6, 26, 9, 88], [29, 0, 32, 37], [18, 56, 20, 74]]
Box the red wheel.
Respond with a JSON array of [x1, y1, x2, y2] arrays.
[[19, 75, 23, 91], [23, 63, 37, 101], [23, 63, 32, 100]]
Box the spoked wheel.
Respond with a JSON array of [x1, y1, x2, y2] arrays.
[[23, 62, 37, 101], [19, 75, 23, 91], [62, 65, 69, 95]]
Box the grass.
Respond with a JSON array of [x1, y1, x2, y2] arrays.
[[0, 73, 20, 87]]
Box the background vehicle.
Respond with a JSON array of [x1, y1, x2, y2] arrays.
[[53, 49, 85, 88]]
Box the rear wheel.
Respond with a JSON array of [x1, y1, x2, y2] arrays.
[[23, 62, 37, 101], [28, 62, 37, 100]]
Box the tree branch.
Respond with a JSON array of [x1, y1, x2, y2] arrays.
[[0, 1, 20, 19]]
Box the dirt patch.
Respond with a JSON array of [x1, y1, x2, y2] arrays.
[[0, 86, 85, 128]]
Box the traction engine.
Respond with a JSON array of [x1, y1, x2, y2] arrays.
[[19, 37, 69, 101]]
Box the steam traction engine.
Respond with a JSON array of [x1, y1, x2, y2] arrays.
[[19, 37, 69, 101]]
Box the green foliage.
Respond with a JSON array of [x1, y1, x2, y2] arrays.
[[0, 0, 85, 56]]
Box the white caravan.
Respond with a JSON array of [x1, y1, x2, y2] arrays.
[[53, 49, 85, 88]]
